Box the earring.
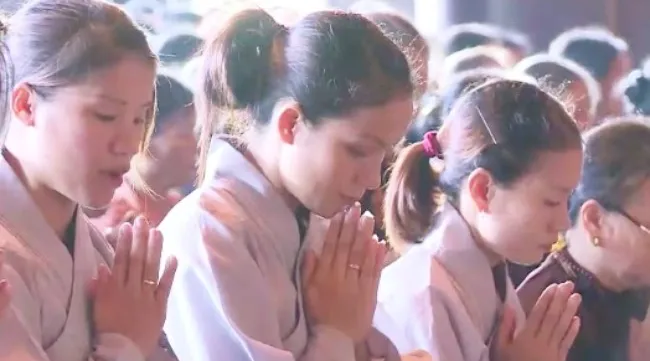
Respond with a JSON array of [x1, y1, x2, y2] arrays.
[[592, 237, 600, 246]]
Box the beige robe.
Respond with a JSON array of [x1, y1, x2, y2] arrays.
[[0, 153, 170, 361], [373, 203, 526, 361], [159, 138, 359, 361]]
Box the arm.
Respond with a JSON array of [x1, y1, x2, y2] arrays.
[[0, 264, 145, 361], [159, 195, 355, 361]]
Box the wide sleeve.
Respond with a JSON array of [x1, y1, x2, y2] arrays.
[[159, 192, 355, 361], [0, 263, 145, 361], [374, 285, 468, 361]]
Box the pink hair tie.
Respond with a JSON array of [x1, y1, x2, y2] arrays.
[[422, 131, 443, 158]]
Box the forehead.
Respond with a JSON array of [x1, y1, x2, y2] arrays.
[[320, 97, 414, 146], [56, 55, 156, 105], [517, 149, 583, 192]]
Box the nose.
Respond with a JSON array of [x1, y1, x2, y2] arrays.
[[555, 205, 572, 233], [111, 122, 144, 157], [359, 161, 383, 192]]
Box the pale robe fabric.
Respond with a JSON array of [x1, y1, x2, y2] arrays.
[[0, 153, 172, 361], [373, 203, 526, 361], [159, 138, 359, 361]]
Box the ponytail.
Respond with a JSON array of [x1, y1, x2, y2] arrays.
[[195, 8, 285, 184], [384, 141, 442, 251]]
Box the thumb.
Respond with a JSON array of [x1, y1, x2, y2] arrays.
[[88, 264, 110, 299], [496, 306, 517, 348], [301, 250, 318, 287]]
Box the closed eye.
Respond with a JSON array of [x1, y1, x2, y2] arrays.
[[94, 112, 117, 122], [544, 200, 562, 207]]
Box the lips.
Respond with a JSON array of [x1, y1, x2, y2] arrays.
[[101, 167, 130, 187]]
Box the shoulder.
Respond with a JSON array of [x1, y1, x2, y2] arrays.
[[159, 180, 253, 260], [378, 251, 466, 322], [516, 254, 569, 314]]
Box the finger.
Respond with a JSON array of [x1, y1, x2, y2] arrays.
[[496, 306, 517, 349], [0, 249, 5, 273], [333, 203, 361, 274], [127, 216, 150, 290], [301, 250, 318, 287], [549, 292, 581, 349], [359, 235, 379, 283], [143, 228, 163, 290], [536, 281, 574, 342], [112, 223, 133, 285], [558, 316, 580, 359], [88, 264, 110, 298], [347, 211, 374, 278], [319, 212, 343, 271], [156, 256, 178, 305], [102, 228, 118, 249], [0, 280, 11, 312], [524, 283, 557, 337], [373, 239, 388, 277], [370, 238, 388, 301]]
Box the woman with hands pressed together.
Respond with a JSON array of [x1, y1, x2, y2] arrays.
[[375, 79, 584, 361], [158, 7, 416, 361], [518, 119, 650, 361], [0, 1, 176, 360]]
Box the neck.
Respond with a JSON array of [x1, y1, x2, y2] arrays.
[[245, 134, 299, 211], [565, 229, 628, 292], [3, 148, 76, 240], [458, 199, 504, 267]]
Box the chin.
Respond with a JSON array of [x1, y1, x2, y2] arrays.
[[303, 199, 342, 219], [79, 193, 114, 211], [510, 252, 546, 266]]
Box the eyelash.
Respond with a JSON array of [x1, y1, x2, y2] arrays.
[[347, 145, 370, 158], [95, 113, 116, 122], [95, 113, 147, 125], [544, 200, 562, 207]]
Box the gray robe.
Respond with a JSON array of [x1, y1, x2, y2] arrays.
[[0, 153, 174, 361], [159, 138, 357, 361], [373, 203, 526, 361]]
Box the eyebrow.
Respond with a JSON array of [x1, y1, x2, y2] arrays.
[[99, 94, 153, 108], [552, 184, 574, 193], [361, 133, 392, 151]]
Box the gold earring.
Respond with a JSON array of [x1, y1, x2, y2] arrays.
[[592, 237, 600, 246]]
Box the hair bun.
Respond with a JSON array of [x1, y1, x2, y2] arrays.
[[625, 70, 649, 108]]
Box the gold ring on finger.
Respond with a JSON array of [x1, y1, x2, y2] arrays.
[[143, 279, 157, 286], [348, 263, 361, 271]]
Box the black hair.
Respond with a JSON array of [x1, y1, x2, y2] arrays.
[[500, 29, 532, 56], [196, 8, 413, 179], [619, 62, 650, 116], [405, 68, 511, 145], [386, 80, 582, 244], [549, 26, 628, 81], [569, 119, 650, 223], [441, 23, 502, 55], [515, 53, 601, 117], [154, 74, 194, 135], [158, 34, 203, 65]]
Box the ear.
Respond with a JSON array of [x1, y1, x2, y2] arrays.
[[11, 83, 37, 127], [274, 100, 303, 145], [466, 168, 493, 212], [580, 199, 609, 241]]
